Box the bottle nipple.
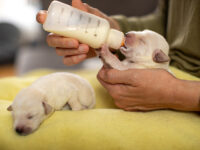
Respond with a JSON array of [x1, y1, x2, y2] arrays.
[[106, 29, 125, 49]]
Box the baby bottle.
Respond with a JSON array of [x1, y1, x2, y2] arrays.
[[43, 1, 124, 49]]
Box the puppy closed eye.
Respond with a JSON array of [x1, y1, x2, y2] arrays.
[[27, 115, 34, 119], [139, 38, 146, 44]]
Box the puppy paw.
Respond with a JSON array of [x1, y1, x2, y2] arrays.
[[100, 44, 110, 57]]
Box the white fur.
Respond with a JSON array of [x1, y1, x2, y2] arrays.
[[100, 30, 170, 71], [9, 72, 95, 135]]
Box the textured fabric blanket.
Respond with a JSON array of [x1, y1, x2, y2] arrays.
[[0, 67, 199, 150]]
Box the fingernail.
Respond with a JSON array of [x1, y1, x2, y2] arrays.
[[79, 45, 87, 52]]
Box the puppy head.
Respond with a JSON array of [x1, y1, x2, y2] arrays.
[[7, 88, 53, 135], [120, 30, 169, 64]]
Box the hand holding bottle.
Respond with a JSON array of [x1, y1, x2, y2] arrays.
[[36, 0, 120, 66]]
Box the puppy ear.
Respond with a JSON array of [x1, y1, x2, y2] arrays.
[[42, 102, 53, 115], [152, 49, 170, 63], [7, 105, 13, 111]]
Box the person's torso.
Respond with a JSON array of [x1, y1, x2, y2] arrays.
[[166, 0, 200, 77]]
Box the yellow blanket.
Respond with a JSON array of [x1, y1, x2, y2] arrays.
[[0, 67, 200, 150]]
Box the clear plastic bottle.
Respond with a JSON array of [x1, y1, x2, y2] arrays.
[[43, 1, 124, 49]]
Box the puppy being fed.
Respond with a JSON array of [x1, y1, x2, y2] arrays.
[[100, 30, 170, 70], [7, 72, 95, 135]]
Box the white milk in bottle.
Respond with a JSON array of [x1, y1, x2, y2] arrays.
[[43, 1, 124, 49]]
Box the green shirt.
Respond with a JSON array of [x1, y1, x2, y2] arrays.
[[112, 0, 200, 77]]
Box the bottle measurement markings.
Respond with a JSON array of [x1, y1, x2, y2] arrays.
[[94, 20, 100, 37], [56, 7, 101, 38], [79, 14, 83, 21], [66, 11, 74, 26], [58, 7, 65, 24], [85, 17, 91, 33]]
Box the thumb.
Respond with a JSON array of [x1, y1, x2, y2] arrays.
[[36, 10, 47, 24], [72, 0, 88, 12], [97, 67, 137, 85]]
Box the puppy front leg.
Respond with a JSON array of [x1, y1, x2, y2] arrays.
[[68, 90, 84, 111], [100, 44, 128, 70]]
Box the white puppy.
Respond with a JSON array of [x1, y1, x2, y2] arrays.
[[100, 30, 170, 70], [7, 72, 95, 135]]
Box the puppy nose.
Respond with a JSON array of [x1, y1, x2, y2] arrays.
[[15, 126, 31, 135], [15, 127, 24, 134], [125, 32, 133, 37], [125, 33, 130, 37], [124, 33, 135, 46]]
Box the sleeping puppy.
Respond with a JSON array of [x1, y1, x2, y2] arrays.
[[7, 72, 95, 135], [100, 30, 170, 71]]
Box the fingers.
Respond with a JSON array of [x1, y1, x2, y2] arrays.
[[97, 76, 114, 92], [47, 33, 94, 65], [56, 44, 89, 56], [36, 1, 97, 67], [72, 0, 88, 12], [36, 1, 104, 25], [83, 3, 107, 18], [63, 54, 87, 66], [97, 74, 136, 96], [97, 76, 123, 99], [98, 67, 136, 85], [72, 0, 107, 19], [36, 10, 47, 24], [47, 33, 79, 48]]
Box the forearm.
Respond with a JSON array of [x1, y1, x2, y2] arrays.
[[170, 79, 200, 111]]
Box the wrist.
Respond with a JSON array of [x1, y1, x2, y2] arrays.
[[169, 79, 200, 111]]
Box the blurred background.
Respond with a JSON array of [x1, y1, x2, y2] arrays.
[[0, 0, 158, 77]]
